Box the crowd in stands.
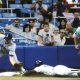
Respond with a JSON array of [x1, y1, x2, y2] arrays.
[[0, 0, 80, 46]]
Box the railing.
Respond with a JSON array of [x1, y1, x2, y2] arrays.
[[0, 8, 15, 13]]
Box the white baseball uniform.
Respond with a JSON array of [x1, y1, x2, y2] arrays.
[[73, 27, 80, 38], [34, 64, 79, 76], [0, 34, 20, 65]]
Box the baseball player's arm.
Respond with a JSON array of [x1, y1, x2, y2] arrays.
[[73, 31, 79, 49], [8, 43, 20, 66], [9, 55, 16, 65], [8, 44, 25, 72], [4, 24, 12, 30], [74, 37, 79, 49]]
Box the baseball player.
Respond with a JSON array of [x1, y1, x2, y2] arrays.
[[0, 33, 26, 74], [73, 27, 80, 49], [26, 60, 80, 77]]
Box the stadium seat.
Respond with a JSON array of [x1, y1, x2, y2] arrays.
[[15, 0, 21, 4], [42, 0, 52, 4], [2, 13, 16, 18], [22, 4, 34, 17], [9, 4, 23, 9], [21, 8, 32, 17], [23, 4, 31, 9], [21, 8, 30, 14], [0, 23, 5, 28], [0, 13, 2, 18], [1, 19, 12, 25], [20, 19, 28, 26], [32, 0, 36, 3]]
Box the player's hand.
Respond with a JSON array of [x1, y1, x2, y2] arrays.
[[74, 45, 79, 49]]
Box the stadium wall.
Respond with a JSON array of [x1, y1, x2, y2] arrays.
[[0, 45, 80, 70]]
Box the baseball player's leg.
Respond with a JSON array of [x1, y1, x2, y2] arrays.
[[8, 43, 27, 75], [9, 54, 26, 74]]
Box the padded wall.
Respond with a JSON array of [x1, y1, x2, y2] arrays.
[[15, 46, 25, 66], [58, 45, 80, 68], [0, 55, 12, 69], [24, 46, 58, 69], [0, 46, 25, 70], [0, 46, 80, 70]]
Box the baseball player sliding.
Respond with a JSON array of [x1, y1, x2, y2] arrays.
[[0, 33, 26, 74], [25, 60, 80, 77]]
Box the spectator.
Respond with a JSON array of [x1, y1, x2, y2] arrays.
[[53, 28, 66, 46], [47, 3, 57, 22], [30, 0, 48, 21], [28, 19, 37, 34], [57, 2, 70, 28], [43, 17, 58, 32], [5, 19, 23, 38], [2, 0, 7, 8], [72, 12, 80, 28], [59, 19, 66, 29], [59, 29, 66, 45], [0, 0, 2, 8], [65, 31, 74, 45], [53, 28, 60, 46], [65, 22, 76, 37], [20, 24, 37, 45], [38, 23, 54, 46]]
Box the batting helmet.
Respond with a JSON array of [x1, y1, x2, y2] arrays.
[[35, 60, 43, 67], [5, 34, 12, 40]]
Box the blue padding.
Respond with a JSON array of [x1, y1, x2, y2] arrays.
[[15, 46, 25, 67], [58, 46, 80, 68], [24, 46, 57, 69], [0, 55, 13, 69], [10, 4, 23, 9]]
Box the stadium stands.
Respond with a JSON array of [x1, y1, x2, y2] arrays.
[[23, 4, 31, 9], [42, 0, 53, 4], [15, 0, 21, 4], [0, 0, 80, 71], [0, 13, 2, 18], [9, 4, 23, 9], [2, 13, 16, 18]]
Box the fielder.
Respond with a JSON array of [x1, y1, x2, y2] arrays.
[[26, 60, 80, 77], [0, 33, 26, 74], [73, 27, 80, 49]]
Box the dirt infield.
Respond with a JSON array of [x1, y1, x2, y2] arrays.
[[0, 76, 80, 80]]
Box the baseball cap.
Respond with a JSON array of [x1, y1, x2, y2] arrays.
[[5, 34, 12, 40]]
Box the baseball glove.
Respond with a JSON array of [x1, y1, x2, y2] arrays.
[[14, 62, 23, 69]]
